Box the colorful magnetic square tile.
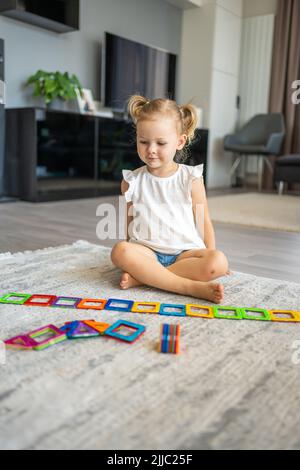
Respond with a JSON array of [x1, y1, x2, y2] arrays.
[[0, 292, 32, 304], [213, 306, 243, 320], [77, 298, 107, 310], [105, 319, 145, 343], [132, 301, 160, 313], [24, 294, 57, 307], [28, 324, 67, 350], [186, 304, 214, 318], [159, 303, 186, 316], [105, 298, 134, 312], [240, 307, 271, 321], [51, 296, 82, 308], [268, 309, 300, 322]]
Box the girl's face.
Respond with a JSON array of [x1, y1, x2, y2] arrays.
[[136, 118, 187, 170]]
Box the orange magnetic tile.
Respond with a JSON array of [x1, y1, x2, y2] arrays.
[[77, 298, 107, 310], [83, 320, 110, 334]]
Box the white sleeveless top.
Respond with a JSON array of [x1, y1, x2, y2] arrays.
[[122, 164, 206, 255]]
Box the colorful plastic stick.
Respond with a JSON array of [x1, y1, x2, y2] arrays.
[[77, 298, 107, 310], [240, 307, 271, 321], [105, 298, 134, 312], [159, 323, 180, 354], [159, 303, 186, 316], [132, 301, 160, 314], [24, 294, 57, 307], [213, 306, 243, 320], [51, 296, 82, 308], [0, 292, 32, 304], [186, 304, 214, 318], [104, 319, 145, 343], [27, 325, 67, 350]]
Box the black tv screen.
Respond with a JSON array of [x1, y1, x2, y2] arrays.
[[102, 32, 177, 111]]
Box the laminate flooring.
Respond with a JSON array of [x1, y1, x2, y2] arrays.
[[0, 194, 299, 283]]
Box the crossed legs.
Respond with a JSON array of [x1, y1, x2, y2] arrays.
[[110, 241, 229, 303]]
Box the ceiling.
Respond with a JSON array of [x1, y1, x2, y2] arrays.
[[164, 0, 203, 10]]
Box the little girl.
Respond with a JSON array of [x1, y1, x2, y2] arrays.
[[111, 95, 229, 303]]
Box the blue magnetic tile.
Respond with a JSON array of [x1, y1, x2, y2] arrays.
[[159, 303, 186, 316], [105, 319, 145, 343], [104, 298, 134, 312]]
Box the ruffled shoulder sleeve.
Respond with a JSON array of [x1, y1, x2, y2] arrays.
[[185, 164, 204, 201], [122, 169, 136, 202], [186, 163, 204, 180]]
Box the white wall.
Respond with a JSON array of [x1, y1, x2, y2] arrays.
[[178, 2, 215, 125], [207, 0, 242, 188], [179, 0, 242, 188], [243, 0, 278, 18], [0, 0, 182, 107]]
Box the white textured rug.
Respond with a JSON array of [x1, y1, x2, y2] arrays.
[[208, 193, 300, 232], [1, 240, 300, 450]]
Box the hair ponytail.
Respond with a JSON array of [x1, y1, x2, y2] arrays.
[[179, 103, 198, 143], [127, 95, 150, 124]]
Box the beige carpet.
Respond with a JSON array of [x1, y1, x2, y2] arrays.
[[208, 193, 300, 232], [1, 241, 300, 450]]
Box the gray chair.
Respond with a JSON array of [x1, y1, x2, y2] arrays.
[[224, 113, 285, 190], [274, 154, 300, 194]]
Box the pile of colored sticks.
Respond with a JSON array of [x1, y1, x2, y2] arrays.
[[159, 323, 180, 354]]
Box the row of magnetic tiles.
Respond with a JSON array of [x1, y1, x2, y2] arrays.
[[0, 292, 299, 322]]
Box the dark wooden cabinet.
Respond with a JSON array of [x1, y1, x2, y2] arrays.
[[5, 108, 208, 202], [0, 0, 79, 33]]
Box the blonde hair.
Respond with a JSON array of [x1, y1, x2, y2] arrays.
[[127, 95, 198, 161]]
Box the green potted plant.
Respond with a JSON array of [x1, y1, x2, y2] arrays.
[[25, 70, 83, 108]]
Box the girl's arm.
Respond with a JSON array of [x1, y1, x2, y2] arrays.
[[121, 179, 133, 241], [191, 178, 216, 250]]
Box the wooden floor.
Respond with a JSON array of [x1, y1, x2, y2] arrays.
[[0, 193, 300, 283]]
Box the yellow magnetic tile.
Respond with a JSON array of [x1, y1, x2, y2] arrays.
[[132, 301, 160, 313], [186, 304, 214, 318], [269, 309, 300, 322]]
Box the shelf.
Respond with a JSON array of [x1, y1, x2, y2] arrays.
[[0, 0, 79, 33]]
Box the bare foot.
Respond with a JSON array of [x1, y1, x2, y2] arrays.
[[188, 281, 224, 304], [120, 272, 143, 290]]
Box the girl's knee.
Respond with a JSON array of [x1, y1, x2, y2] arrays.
[[111, 241, 131, 265], [203, 250, 228, 279]]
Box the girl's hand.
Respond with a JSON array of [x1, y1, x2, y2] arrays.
[[226, 269, 232, 276]]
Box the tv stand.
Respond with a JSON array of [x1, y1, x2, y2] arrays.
[[5, 108, 208, 202]]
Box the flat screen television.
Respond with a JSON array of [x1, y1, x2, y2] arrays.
[[101, 32, 177, 111]]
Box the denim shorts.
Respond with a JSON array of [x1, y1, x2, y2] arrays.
[[155, 251, 183, 267]]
